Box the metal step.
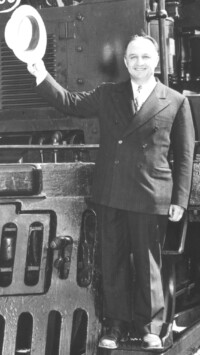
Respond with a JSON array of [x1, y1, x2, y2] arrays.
[[98, 306, 200, 355]]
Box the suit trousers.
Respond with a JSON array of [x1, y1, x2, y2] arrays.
[[97, 205, 168, 336]]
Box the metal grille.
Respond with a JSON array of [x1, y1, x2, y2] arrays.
[[0, 34, 56, 109], [0, 198, 100, 355], [0, 205, 51, 295]]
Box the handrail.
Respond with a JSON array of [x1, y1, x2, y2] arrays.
[[0, 144, 99, 150], [146, 0, 169, 86], [158, 0, 169, 86]]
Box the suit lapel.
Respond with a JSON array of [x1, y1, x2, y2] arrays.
[[122, 80, 171, 138], [109, 79, 171, 139]]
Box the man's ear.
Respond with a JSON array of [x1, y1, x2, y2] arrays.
[[154, 54, 159, 68], [124, 56, 128, 68]]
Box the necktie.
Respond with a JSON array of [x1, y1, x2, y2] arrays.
[[134, 85, 142, 112]]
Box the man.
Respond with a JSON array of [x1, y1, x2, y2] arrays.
[[28, 34, 195, 350]]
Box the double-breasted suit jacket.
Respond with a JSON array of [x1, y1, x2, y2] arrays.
[[37, 74, 195, 215]]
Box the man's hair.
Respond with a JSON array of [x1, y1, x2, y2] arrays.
[[124, 33, 159, 56]]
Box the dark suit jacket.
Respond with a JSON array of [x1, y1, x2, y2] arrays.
[[37, 74, 195, 214]]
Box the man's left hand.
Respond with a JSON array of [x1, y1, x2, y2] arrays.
[[168, 204, 184, 222]]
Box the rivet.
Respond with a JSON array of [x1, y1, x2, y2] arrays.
[[77, 78, 84, 85], [76, 46, 83, 52], [76, 13, 84, 21]]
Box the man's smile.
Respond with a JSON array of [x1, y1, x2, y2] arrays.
[[134, 67, 146, 71]]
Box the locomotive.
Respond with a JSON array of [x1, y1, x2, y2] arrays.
[[0, 0, 200, 354]]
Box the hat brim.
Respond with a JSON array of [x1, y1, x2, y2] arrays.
[[4, 5, 47, 64]]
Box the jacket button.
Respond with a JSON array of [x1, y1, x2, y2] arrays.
[[115, 160, 120, 165], [142, 143, 148, 149], [137, 163, 143, 169], [118, 140, 123, 144]]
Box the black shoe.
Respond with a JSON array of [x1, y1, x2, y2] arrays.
[[98, 320, 128, 349]]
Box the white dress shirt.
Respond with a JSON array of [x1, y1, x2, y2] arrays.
[[131, 77, 157, 111]]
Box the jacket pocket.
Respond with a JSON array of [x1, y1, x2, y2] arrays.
[[151, 167, 172, 179]]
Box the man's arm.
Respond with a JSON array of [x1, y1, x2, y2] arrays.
[[27, 60, 100, 117], [170, 97, 195, 220]]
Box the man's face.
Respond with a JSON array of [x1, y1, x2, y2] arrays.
[[124, 37, 159, 84]]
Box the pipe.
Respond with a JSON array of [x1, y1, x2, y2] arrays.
[[158, 0, 169, 86], [0, 144, 99, 150]]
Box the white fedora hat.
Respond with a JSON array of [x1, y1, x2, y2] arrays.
[[4, 5, 47, 64]]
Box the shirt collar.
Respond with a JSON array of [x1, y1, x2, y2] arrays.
[[131, 76, 157, 96]]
